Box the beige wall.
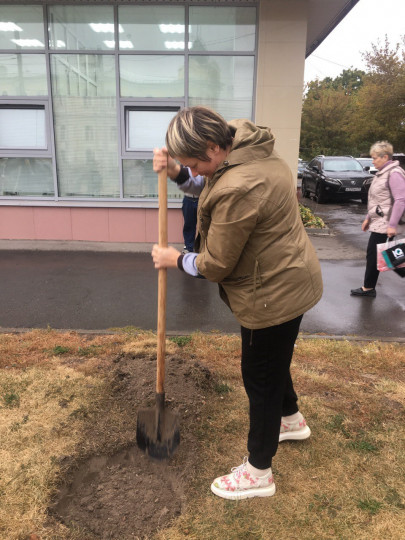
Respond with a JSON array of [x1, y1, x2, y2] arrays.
[[256, 0, 308, 180]]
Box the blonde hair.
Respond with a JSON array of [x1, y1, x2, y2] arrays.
[[165, 106, 233, 161], [370, 140, 393, 159]]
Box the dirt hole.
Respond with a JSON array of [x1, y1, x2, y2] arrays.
[[52, 446, 183, 539], [50, 352, 216, 539]]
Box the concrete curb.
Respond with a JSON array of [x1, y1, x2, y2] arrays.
[[0, 240, 183, 253], [305, 227, 332, 236], [0, 327, 403, 343], [0, 231, 331, 251]]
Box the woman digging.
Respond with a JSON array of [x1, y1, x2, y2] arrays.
[[152, 106, 323, 500]]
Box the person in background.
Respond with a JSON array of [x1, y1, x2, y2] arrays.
[[154, 150, 204, 253], [351, 140, 405, 297], [152, 106, 323, 501], [181, 191, 199, 253]]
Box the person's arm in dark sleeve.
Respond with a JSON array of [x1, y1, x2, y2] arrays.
[[173, 166, 205, 196]]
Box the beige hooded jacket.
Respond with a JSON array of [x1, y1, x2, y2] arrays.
[[194, 119, 323, 329]]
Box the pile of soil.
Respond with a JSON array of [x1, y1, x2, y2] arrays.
[[51, 350, 215, 539]]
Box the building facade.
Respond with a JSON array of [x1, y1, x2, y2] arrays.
[[0, 0, 355, 244]]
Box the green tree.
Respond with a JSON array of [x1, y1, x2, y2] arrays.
[[352, 36, 405, 154], [299, 70, 364, 160], [300, 36, 405, 160], [330, 68, 365, 93]]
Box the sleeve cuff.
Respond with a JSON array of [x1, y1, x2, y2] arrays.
[[177, 253, 185, 271], [173, 165, 190, 185]]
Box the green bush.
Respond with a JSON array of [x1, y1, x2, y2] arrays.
[[299, 204, 325, 228]]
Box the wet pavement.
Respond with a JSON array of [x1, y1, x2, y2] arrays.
[[0, 196, 403, 340], [298, 195, 404, 339]]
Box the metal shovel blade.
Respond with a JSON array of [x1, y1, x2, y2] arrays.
[[136, 393, 180, 460]]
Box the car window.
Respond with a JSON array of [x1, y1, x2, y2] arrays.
[[357, 158, 372, 167], [323, 159, 363, 172]]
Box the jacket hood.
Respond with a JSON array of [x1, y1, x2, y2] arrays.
[[208, 119, 276, 185], [227, 119, 275, 167]]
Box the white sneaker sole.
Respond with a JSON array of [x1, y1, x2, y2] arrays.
[[279, 425, 311, 442], [210, 482, 276, 500]]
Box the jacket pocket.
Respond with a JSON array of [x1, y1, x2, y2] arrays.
[[222, 274, 251, 283], [198, 209, 211, 238]]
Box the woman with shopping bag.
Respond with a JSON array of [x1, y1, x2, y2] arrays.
[[351, 141, 405, 298]]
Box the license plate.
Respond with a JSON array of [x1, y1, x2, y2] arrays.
[[345, 187, 361, 191]]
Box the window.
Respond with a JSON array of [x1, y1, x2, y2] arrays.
[[0, 105, 46, 150], [50, 54, 119, 198], [122, 159, 182, 199], [189, 6, 256, 52], [121, 105, 181, 198], [0, 5, 45, 50], [119, 55, 185, 98], [323, 159, 363, 173], [189, 55, 255, 119], [0, 54, 48, 96], [48, 5, 115, 50], [0, 157, 54, 196], [0, 101, 51, 157], [118, 5, 185, 51], [0, 5, 52, 198], [0, 101, 53, 197], [125, 106, 180, 153], [0, 2, 258, 203]]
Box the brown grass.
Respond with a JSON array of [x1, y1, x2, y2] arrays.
[[157, 337, 405, 540], [0, 330, 404, 540]]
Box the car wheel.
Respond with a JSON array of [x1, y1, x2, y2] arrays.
[[316, 184, 327, 204], [301, 179, 310, 198]]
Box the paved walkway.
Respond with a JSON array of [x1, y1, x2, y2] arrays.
[[0, 233, 403, 341]]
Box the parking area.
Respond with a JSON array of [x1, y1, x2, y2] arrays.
[[298, 190, 369, 253]]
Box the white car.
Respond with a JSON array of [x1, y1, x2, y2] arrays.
[[356, 158, 377, 175]]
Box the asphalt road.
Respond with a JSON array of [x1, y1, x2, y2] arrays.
[[0, 195, 403, 340]]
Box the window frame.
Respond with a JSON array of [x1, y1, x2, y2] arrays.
[[120, 100, 184, 160], [0, 99, 52, 158]]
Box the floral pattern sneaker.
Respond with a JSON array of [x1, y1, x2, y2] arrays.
[[279, 415, 311, 442], [210, 457, 276, 500]]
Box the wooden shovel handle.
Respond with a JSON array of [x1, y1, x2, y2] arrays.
[[157, 167, 168, 394]]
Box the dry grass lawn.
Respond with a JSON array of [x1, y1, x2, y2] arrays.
[[0, 330, 404, 540]]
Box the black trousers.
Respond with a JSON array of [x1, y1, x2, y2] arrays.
[[364, 232, 387, 288], [241, 315, 303, 470], [364, 232, 405, 288]]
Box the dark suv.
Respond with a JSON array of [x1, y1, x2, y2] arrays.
[[301, 156, 373, 203]]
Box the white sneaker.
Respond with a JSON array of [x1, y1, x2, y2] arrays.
[[210, 457, 276, 500], [279, 414, 311, 442]]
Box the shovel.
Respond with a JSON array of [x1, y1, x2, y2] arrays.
[[136, 165, 180, 459]]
